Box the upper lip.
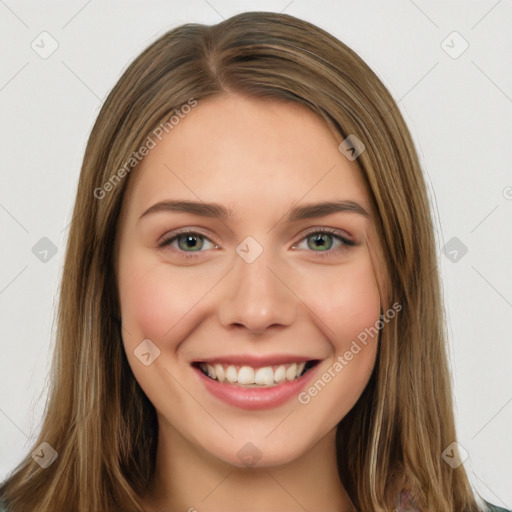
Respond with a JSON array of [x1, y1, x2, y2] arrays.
[[192, 354, 319, 367]]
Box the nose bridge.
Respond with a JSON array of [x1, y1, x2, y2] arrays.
[[218, 238, 297, 332]]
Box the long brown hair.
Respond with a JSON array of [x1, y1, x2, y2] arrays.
[[0, 11, 489, 511]]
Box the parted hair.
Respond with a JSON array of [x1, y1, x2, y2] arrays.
[[0, 11, 487, 512]]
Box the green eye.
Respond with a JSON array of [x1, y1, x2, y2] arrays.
[[177, 233, 206, 251], [160, 232, 216, 252], [294, 229, 354, 254], [306, 233, 334, 251], [160, 228, 355, 258]]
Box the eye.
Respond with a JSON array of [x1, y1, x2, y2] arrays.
[[292, 228, 355, 256], [159, 230, 217, 254], [158, 227, 355, 259]]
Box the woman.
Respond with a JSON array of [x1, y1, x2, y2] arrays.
[[0, 11, 508, 512]]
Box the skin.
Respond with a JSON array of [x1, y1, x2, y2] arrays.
[[114, 93, 385, 511]]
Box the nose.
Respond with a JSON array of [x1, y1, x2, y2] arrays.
[[218, 247, 297, 334]]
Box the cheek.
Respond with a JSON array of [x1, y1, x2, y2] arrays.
[[307, 257, 381, 349], [296, 260, 381, 421], [117, 254, 206, 348]]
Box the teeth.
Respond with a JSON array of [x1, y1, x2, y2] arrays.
[[214, 364, 225, 382], [254, 367, 274, 386], [198, 361, 310, 387], [238, 366, 255, 385], [285, 363, 297, 381], [274, 364, 286, 383], [226, 365, 238, 383], [206, 364, 216, 379]]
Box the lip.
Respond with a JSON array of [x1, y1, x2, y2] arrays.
[[192, 360, 321, 411], [191, 354, 314, 367]]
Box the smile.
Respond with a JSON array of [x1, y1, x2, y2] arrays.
[[193, 361, 318, 387], [191, 358, 321, 410]]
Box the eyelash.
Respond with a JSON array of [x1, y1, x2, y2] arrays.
[[158, 227, 355, 259]]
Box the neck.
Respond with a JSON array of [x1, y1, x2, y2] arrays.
[[140, 418, 356, 512]]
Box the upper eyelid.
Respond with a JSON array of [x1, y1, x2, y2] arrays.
[[160, 226, 353, 248]]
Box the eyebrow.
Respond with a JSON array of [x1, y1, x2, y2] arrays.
[[138, 199, 370, 223]]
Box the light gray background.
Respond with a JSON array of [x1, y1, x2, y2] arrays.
[[0, 0, 511, 507]]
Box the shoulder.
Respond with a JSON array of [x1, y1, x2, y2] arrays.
[[395, 490, 511, 512], [484, 501, 512, 512]]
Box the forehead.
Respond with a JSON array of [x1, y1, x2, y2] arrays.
[[120, 93, 372, 223]]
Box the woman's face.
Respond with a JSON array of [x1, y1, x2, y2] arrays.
[[115, 93, 383, 468]]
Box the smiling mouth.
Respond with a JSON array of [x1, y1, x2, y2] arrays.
[[191, 360, 320, 387]]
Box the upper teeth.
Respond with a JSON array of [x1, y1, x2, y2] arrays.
[[199, 362, 307, 386]]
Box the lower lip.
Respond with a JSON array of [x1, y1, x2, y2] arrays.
[[192, 363, 320, 410]]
